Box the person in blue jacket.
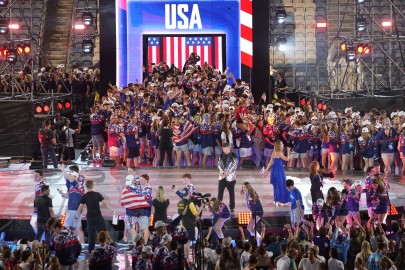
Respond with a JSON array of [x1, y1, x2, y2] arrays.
[[330, 226, 350, 265]]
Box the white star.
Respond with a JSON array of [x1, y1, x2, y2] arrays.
[[156, 42, 159, 45], [192, 41, 195, 44], [151, 41, 154, 44], [148, 37, 150, 40], [208, 41, 211, 44], [194, 37, 197, 40], [205, 37, 208, 40], [200, 37, 202, 40], [197, 41, 200, 44]]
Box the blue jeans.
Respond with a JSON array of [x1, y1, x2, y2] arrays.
[[86, 215, 106, 252], [40, 146, 58, 169]]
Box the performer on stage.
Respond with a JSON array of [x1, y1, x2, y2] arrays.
[[217, 142, 238, 213], [241, 182, 264, 244], [275, 71, 288, 100], [30, 170, 46, 235], [38, 119, 58, 169], [309, 161, 334, 203], [265, 140, 290, 206], [205, 198, 230, 242]]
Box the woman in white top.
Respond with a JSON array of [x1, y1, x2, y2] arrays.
[[221, 120, 233, 149]]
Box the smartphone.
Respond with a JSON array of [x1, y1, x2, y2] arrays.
[[230, 240, 236, 247]]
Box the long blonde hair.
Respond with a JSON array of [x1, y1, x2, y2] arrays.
[[155, 186, 166, 203], [274, 140, 283, 153], [359, 240, 371, 265]]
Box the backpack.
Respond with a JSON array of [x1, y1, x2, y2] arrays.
[[58, 128, 67, 144]]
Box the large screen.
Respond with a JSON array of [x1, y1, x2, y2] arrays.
[[116, 0, 252, 87]]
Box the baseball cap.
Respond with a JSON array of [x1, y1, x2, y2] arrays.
[[185, 69, 192, 75], [354, 180, 362, 186], [159, 234, 172, 245], [362, 120, 371, 126], [344, 107, 352, 114], [142, 246, 153, 255], [171, 103, 179, 107], [351, 111, 360, 118], [311, 116, 318, 121], [154, 220, 168, 229], [362, 127, 369, 133], [316, 198, 324, 206]]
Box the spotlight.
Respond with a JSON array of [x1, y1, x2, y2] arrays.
[[276, 37, 287, 52], [340, 42, 347, 51], [35, 104, 43, 114], [57, 100, 64, 110], [382, 21, 392, 27], [275, 8, 287, 24], [356, 0, 366, 3], [23, 43, 31, 54], [17, 44, 23, 54], [0, 0, 7, 8], [357, 43, 364, 54], [346, 47, 356, 61], [6, 48, 17, 63], [74, 23, 85, 30], [43, 103, 50, 113], [356, 16, 367, 33], [64, 100, 71, 109], [238, 212, 252, 225], [0, 18, 9, 35], [82, 11, 94, 26], [82, 39, 94, 54], [300, 98, 306, 106], [8, 23, 19, 30], [363, 44, 371, 54], [316, 21, 327, 29], [317, 101, 327, 111]]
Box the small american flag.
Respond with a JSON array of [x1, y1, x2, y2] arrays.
[[147, 35, 224, 71], [120, 187, 150, 210], [173, 121, 197, 144]]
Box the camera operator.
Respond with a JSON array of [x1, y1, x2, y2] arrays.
[[38, 119, 58, 169], [177, 188, 204, 262], [61, 118, 82, 162]]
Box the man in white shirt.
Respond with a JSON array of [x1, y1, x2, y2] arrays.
[[276, 248, 298, 270], [61, 118, 82, 162], [298, 248, 321, 270], [328, 248, 344, 270]]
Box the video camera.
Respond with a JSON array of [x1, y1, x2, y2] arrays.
[[73, 113, 84, 122], [192, 192, 211, 205]]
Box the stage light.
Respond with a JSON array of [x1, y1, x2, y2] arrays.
[[388, 204, 398, 216], [317, 101, 327, 111], [0, 19, 9, 35], [363, 44, 371, 54], [82, 39, 94, 54], [35, 104, 43, 114], [322, 104, 327, 111], [306, 100, 311, 105], [275, 8, 287, 24], [57, 100, 63, 110], [356, 0, 365, 3], [74, 23, 85, 30], [357, 44, 364, 54], [316, 21, 327, 29], [276, 37, 287, 52], [8, 23, 19, 30], [300, 98, 306, 106], [150, 214, 154, 227], [64, 100, 71, 109], [61, 213, 66, 226], [43, 103, 50, 113], [6, 49, 17, 63], [346, 47, 356, 61], [356, 16, 367, 33], [17, 44, 23, 54], [340, 42, 347, 51], [317, 102, 323, 110], [0, 0, 7, 8], [238, 212, 252, 225], [382, 21, 392, 27], [23, 44, 31, 54], [82, 11, 94, 26]]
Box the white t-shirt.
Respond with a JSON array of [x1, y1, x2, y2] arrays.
[[221, 131, 233, 146], [276, 255, 295, 270], [328, 258, 344, 270], [64, 127, 75, 147], [298, 258, 321, 270]]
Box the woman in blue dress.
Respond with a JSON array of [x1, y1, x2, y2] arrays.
[[265, 140, 290, 205]]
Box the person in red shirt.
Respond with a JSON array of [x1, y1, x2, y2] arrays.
[[234, 99, 249, 123]]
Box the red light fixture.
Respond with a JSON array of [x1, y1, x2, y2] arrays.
[[317, 102, 322, 110], [322, 104, 327, 111], [300, 99, 306, 106], [340, 42, 347, 51], [8, 23, 19, 30], [64, 100, 71, 109], [43, 104, 50, 113], [35, 105, 43, 114]]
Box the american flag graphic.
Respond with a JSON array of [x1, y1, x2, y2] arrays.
[[120, 187, 150, 210], [173, 121, 197, 144], [147, 36, 224, 72], [240, 0, 253, 68]]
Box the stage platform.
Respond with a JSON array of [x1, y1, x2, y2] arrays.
[[1, 164, 405, 221]]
